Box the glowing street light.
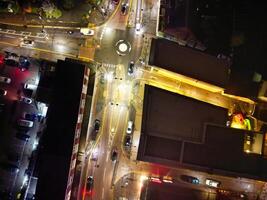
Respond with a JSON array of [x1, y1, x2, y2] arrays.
[[139, 175, 148, 187]]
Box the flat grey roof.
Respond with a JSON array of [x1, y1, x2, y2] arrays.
[[149, 38, 229, 87], [137, 85, 267, 180]]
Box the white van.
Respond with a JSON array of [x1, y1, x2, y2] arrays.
[[126, 121, 133, 134], [18, 119, 34, 128]]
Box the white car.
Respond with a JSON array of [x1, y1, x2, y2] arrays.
[[20, 96, 32, 104], [126, 121, 133, 134], [136, 23, 141, 32], [0, 76, 11, 84], [205, 179, 221, 188], [80, 28, 94, 36], [20, 39, 34, 47], [17, 119, 34, 128], [24, 83, 36, 90]]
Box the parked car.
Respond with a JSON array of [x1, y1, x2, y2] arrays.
[[18, 56, 30, 71], [4, 59, 19, 67], [0, 162, 19, 173], [16, 131, 30, 141], [180, 175, 200, 184], [80, 28, 94, 36], [23, 112, 38, 121], [17, 119, 34, 128], [86, 176, 94, 191], [111, 149, 118, 161], [4, 52, 19, 67], [0, 89, 7, 96], [7, 152, 20, 165], [4, 52, 19, 58], [94, 119, 100, 132], [205, 179, 221, 188], [124, 135, 131, 147], [126, 121, 133, 134], [24, 83, 36, 90], [20, 39, 34, 47], [0, 76, 11, 84], [19, 96, 32, 104], [128, 61, 134, 75], [0, 103, 5, 113]]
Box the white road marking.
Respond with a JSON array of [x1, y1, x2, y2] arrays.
[[7, 30, 15, 33], [35, 39, 48, 43], [103, 168, 106, 179], [3, 35, 16, 39], [21, 32, 31, 36], [106, 152, 109, 162], [101, 187, 105, 199]]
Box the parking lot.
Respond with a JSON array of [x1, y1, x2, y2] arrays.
[[0, 51, 47, 199]]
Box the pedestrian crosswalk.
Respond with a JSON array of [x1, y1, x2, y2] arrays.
[[101, 63, 117, 69], [0, 28, 48, 39]]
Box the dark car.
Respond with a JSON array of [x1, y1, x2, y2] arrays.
[[16, 132, 30, 141], [7, 153, 20, 165], [22, 40, 33, 45], [18, 56, 30, 71], [111, 149, 118, 161], [4, 59, 19, 67], [180, 175, 200, 184], [23, 112, 38, 121], [67, 30, 74, 35], [128, 61, 134, 75], [0, 103, 5, 113], [0, 190, 12, 200], [124, 135, 131, 147], [0, 162, 19, 173], [121, 3, 128, 15], [94, 119, 100, 132], [86, 176, 94, 191], [0, 89, 7, 96], [4, 52, 19, 58]]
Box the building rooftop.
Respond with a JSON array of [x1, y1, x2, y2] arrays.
[[35, 60, 86, 200], [140, 85, 228, 142], [183, 124, 266, 180], [138, 85, 267, 180], [149, 38, 229, 87]]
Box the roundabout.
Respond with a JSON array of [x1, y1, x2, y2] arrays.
[[115, 40, 132, 56]]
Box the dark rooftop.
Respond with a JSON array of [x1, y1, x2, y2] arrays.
[[183, 124, 267, 180], [35, 60, 86, 200], [140, 85, 228, 142], [141, 181, 206, 200], [138, 85, 267, 180], [149, 38, 229, 87]]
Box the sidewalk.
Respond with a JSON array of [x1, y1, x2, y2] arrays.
[[0, 0, 116, 29]]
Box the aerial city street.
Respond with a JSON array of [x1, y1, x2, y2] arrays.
[[0, 0, 267, 200]]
